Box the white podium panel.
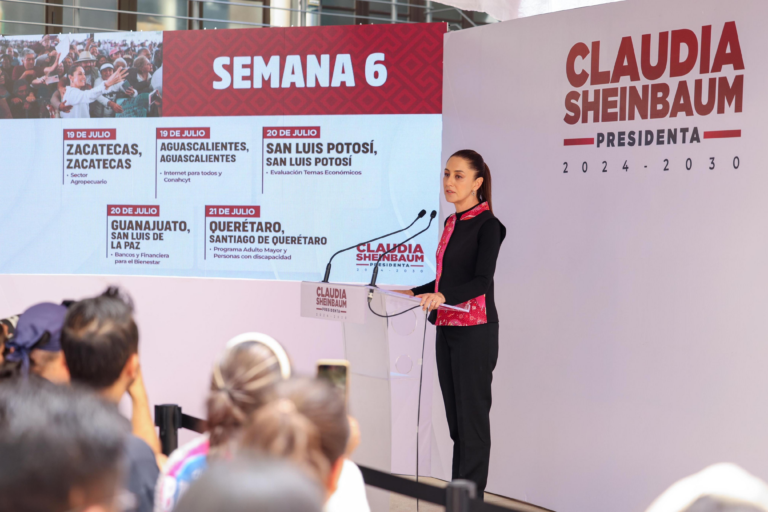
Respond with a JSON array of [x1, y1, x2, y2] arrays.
[[300, 282, 458, 512]]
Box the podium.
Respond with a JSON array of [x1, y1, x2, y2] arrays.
[[300, 282, 467, 512]]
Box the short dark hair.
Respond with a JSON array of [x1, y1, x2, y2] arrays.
[[61, 287, 139, 389], [175, 457, 324, 512], [0, 379, 127, 512]]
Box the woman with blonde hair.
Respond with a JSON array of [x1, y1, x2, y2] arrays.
[[155, 333, 292, 512]]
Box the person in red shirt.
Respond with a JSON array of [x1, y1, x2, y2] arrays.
[[12, 49, 44, 83]]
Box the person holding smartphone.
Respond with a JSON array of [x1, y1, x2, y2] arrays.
[[397, 149, 505, 497]]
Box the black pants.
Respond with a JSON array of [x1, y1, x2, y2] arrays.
[[436, 323, 499, 496]]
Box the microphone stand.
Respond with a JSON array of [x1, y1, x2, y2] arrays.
[[368, 211, 436, 290], [321, 210, 426, 283]]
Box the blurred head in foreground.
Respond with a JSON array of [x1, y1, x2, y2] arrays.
[[1, 303, 68, 383], [242, 377, 349, 501], [174, 457, 324, 512], [61, 287, 140, 401], [0, 379, 127, 512], [646, 463, 768, 512]]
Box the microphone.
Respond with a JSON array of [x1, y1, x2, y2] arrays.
[[369, 210, 437, 288], [321, 210, 426, 283]]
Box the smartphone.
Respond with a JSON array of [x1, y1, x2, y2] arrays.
[[316, 359, 349, 405]]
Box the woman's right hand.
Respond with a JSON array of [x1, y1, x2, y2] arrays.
[[416, 292, 445, 312]]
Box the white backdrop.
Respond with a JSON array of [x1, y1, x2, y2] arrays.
[[442, 0, 768, 510]]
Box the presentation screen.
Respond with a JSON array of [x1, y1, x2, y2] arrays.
[[0, 24, 444, 285]]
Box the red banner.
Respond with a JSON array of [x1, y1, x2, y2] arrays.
[[205, 205, 261, 217], [64, 129, 116, 140], [163, 23, 445, 117], [156, 128, 211, 139], [107, 205, 160, 216], [263, 127, 320, 138]]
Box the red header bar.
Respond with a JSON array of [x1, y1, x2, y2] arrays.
[[64, 129, 116, 140], [108, 205, 160, 217], [263, 127, 321, 138], [163, 23, 444, 117], [156, 128, 211, 139], [206, 205, 261, 218]]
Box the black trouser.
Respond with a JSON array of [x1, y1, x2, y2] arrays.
[[436, 323, 499, 496]]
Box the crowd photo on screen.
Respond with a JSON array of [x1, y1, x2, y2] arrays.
[[0, 31, 163, 119]]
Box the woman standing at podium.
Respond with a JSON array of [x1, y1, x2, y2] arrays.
[[398, 149, 505, 497]]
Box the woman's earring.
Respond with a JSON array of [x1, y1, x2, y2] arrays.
[[472, 190, 476, 196]]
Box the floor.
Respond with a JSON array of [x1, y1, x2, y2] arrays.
[[388, 476, 522, 511]]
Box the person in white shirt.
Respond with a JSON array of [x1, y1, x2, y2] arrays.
[[93, 63, 125, 117], [60, 64, 126, 119]]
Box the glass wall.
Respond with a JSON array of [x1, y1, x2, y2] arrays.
[[0, 2, 45, 36], [60, 0, 118, 33], [136, 0, 187, 31], [0, 0, 495, 35], [200, 1, 266, 29]]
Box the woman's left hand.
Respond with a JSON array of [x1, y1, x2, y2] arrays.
[[415, 292, 445, 312], [105, 67, 128, 88]]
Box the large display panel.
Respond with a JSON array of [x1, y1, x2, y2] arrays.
[[442, 1, 767, 510], [0, 24, 444, 285]]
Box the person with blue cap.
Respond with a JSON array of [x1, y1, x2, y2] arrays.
[[2, 302, 70, 383]]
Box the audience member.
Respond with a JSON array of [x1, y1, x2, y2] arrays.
[[61, 54, 73, 74], [12, 48, 44, 83], [0, 287, 375, 512], [155, 332, 292, 512], [0, 54, 13, 87], [49, 76, 69, 117], [1, 303, 69, 383], [0, 60, 10, 119], [127, 55, 154, 94], [10, 79, 40, 118], [174, 458, 324, 512], [4, 45, 19, 66], [92, 63, 125, 117], [61, 287, 161, 512], [114, 57, 128, 72], [646, 463, 768, 512], [242, 378, 371, 511], [64, 43, 76, 62], [76, 50, 98, 86], [0, 379, 129, 512], [0, 315, 18, 365]]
